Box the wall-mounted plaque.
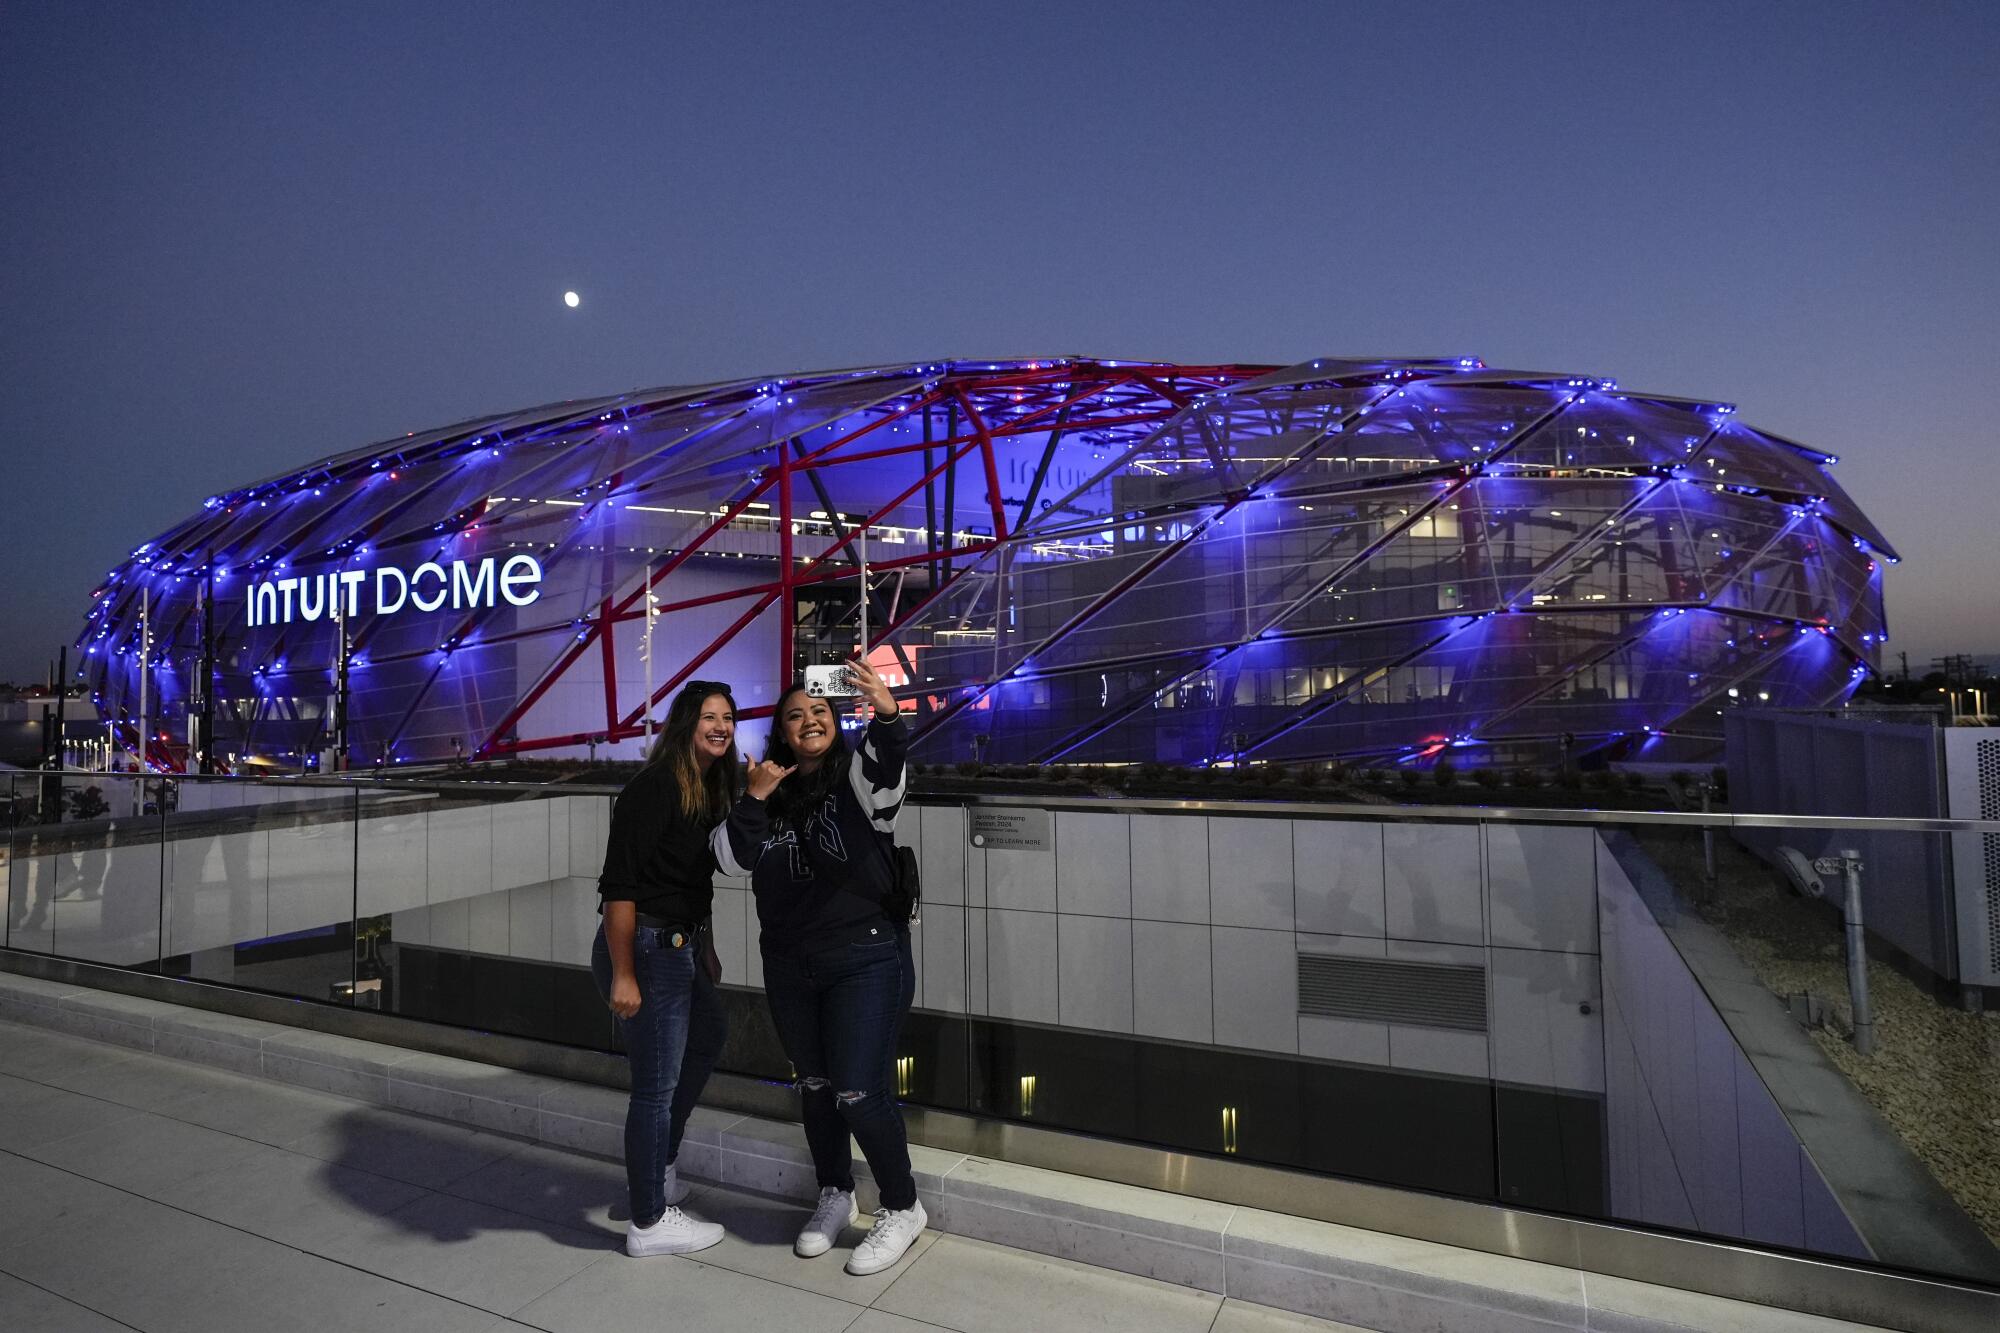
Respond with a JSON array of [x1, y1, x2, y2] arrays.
[[968, 807, 1052, 851]]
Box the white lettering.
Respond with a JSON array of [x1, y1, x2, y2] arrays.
[[340, 570, 367, 618], [376, 566, 409, 615], [451, 557, 495, 609], [299, 573, 326, 621], [247, 555, 546, 626], [410, 562, 448, 613], [500, 554, 543, 607]]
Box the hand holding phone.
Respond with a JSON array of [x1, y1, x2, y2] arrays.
[[846, 656, 897, 716], [803, 663, 859, 699]]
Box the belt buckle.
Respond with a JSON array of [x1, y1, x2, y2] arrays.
[[668, 929, 687, 949]]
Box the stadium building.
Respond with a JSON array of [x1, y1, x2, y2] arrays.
[[78, 356, 1895, 771]]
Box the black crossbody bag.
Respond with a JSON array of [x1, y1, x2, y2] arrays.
[[882, 839, 921, 925]]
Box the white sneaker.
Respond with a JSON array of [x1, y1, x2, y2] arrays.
[[625, 1205, 723, 1257], [795, 1186, 858, 1257], [662, 1162, 692, 1207], [845, 1200, 927, 1275]]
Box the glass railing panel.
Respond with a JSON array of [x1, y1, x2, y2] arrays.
[[1477, 816, 1606, 1216], [1590, 816, 1998, 1285], [935, 799, 1518, 1195], [887, 802, 972, 1111], [158, 775, 357, 1001], [908, 792, 2000, 1289], [6, 764, 1996, 1292], [3, 770, 165, 967], [358, 782, 614, 1044], [2, 774, 12, 948]]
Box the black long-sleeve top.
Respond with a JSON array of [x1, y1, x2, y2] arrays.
[[597, 761, 718, 925], [713, 715, 908, 956]]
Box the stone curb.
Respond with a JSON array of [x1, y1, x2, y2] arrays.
[[0, 968, 1889, 1333]]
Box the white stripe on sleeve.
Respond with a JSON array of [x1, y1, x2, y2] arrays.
[[711, 819, 750, 878]]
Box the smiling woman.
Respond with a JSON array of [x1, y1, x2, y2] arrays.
[[590, 678, 742, 1257], [715, 657, 927, 1277]]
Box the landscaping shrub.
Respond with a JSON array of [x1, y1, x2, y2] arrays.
[[1433, 759, 1458, 788]]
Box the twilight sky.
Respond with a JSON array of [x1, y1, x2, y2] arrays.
[[3, 0, 1995, 683]]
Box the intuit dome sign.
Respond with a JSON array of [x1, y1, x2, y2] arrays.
[[245, 555, 543, 627]]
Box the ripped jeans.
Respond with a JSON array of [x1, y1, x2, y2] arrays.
[[761, 930, 917, 1211]]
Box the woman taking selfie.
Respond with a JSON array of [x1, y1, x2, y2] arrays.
[[592, 680, 739, 1256], [714, 657, 924, 1276]]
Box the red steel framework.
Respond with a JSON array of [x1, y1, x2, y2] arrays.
[[470, 360, 1266, 759]]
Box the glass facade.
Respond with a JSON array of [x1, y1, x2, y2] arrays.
[[78, 357, 1893, 769]]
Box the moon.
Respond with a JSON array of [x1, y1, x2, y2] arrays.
[[563, 290, 580, 308]]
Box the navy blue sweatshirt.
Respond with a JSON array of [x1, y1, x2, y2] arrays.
[[713, 716, 908, 956]]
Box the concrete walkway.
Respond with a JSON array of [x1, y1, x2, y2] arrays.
[[0, 1018, 1357, 1333]]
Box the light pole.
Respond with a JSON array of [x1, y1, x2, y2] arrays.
[[640, 567, 660, 754], [194, 556, 216, 774], [136, 586, 149, 772], [330, 579, 350, 771]]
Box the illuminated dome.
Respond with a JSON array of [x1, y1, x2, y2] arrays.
[[80, 356, 1894, 770]]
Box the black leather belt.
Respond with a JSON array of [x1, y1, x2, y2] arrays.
[[636, 913, 702, 946]]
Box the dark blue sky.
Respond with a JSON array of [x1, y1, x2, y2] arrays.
[[4, 0, 1995, 682]]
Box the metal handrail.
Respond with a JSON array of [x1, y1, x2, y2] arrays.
[[34, 770, 2000, 835], [940, 790, 2000, 835]]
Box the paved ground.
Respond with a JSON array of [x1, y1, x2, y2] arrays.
[[0, 1019, 1363, 1333]]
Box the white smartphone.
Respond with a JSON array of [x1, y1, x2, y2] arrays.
[[804, 663, 860, 699]]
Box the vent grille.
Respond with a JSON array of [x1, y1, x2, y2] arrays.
[[1979, 740, 2000, 973], [1297, 954, 1488, 1032]]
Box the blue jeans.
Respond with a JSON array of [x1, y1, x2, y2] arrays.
[[590, 924, 726, 1227], [761, 931, 917, 1211]]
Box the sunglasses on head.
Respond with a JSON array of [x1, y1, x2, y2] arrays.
[[681, 680, 732, 697]]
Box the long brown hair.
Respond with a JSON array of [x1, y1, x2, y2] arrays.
[[646, 682, 741, 822]]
